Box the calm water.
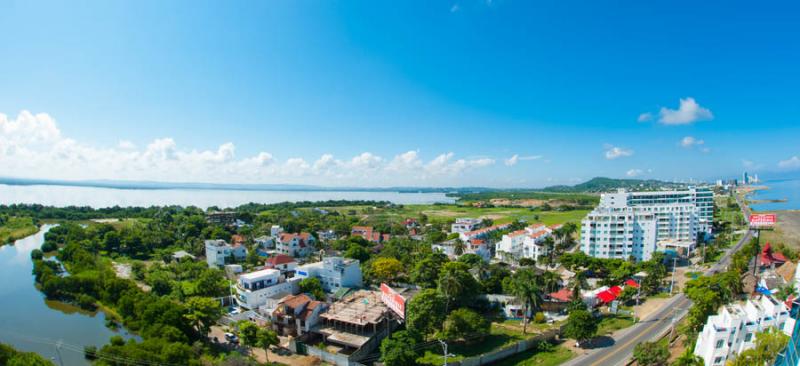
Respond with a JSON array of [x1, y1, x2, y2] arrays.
[[0, 184, 454, 209], [750, 179, 800, 212], [0, 225, 136, 366]]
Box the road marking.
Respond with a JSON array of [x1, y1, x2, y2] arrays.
[[590, 298, 689, 366]]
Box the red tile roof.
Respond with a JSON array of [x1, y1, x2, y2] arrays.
[[281, 294, 312, 309], [761, 242, 788, 266], [549, 288, 573, 302], [266, 254, 296, 267]]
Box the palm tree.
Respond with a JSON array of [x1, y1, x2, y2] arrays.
[[776, 283, 798, 301], [541, 270, 561, 295], [453, 239, 465, 257], [507, 268, 543, 334], [569, 270, 589, 301]]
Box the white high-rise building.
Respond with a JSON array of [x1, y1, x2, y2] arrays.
[[694, 295, 793, 366], [580, 208, 657, 261], [581, 187, 713, 261]]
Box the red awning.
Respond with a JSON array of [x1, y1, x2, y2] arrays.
[[597, 290, 616, 304], [609, 286, 622, 296], [625, 279, 640, 288]]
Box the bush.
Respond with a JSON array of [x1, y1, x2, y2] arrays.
[[84, 345, 98, 360], [30, 249, 43, 260], [533, 312, 546, 323], [40, 241, 58, 252], [76, 294, 97, 310]]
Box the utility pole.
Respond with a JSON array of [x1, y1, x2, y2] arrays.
[[669, 257, 678, 295], [54, 340, 65, 366], [438, 340, 449, 366]]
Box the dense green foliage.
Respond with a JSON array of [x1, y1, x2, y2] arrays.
[[542, 177, 686, 193], [0, 343, 54, 366], [0, 215, 39, 244], [633, 341, 669, 366], [562, 309, 598, 344]]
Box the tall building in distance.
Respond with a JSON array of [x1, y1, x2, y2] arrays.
[[580, 187, 713, 261]]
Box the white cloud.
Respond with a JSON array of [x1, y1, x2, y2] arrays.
[[0, 110, 499, 186], [778, 156, 800, 169], [505, 154, 542, 166], [658, 97, 713, 125], [626, 169, 644, 177], [604, 145, 633, 160], [637, 113, 653, 122], [680, 136, 704, 148]]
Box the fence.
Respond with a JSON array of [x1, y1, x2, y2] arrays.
[[445, 327, 562, 366]]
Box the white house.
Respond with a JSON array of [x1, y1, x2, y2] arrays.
[[264, 254, 299, 273], [255, 235, 274, 249], [495, 224, 555, 262], [580, 208, 658, 261], [295, 257, 363, 292], [276, 232, 316, 257], [694, 295, 793, 366], [451, 218, 483, 234], [205, 239, 247, 267], [235, 268, 300, 309], [459, 223, 511, 243]]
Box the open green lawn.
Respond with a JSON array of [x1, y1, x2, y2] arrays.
[[417, 323, 541, 365], [0, 216, 38, 244], [597, 313, 636, 336], [324, 204, 589, 226], [492, 345, 574, 366]]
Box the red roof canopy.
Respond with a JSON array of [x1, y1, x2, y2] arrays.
[[597, 290, 616, 304], [625, 279, 640, 288], [549, 288, 573, 302], [609, 286, 622, 296]]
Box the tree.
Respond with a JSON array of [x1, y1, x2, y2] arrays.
[[633, 341, 669, 366], [569, 270, 589, 301], [671, 349, 703, 366], [437, 262, 480, 312], [411, 253, 447, 289], [727, 327, 789, 366], [255, 328, 279, 364], [238, 322, 278, 363], [504, 268, 544, 334], [453, 239, 465, 256], [562, 309, 597, 346], [371, 257, 404, 284], [183, 297, 222, 336], [380, 330, 420, 366], [617, 286, 638, 305], [443, 308, 490, 342], [775, 283, 798, 302], [406, 289, 446, 338], [299, 277, 325, 300], [344, 243, 370, 263]]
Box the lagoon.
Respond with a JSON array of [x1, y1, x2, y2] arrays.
[[0, 183, 454, 209], [0, 226, 136, 366]]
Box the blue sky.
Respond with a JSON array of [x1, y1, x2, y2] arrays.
[[1, 1, 798, 187]]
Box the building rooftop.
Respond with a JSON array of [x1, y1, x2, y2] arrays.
[[240, 268, 280, 281], [321, 290, 388, 326]]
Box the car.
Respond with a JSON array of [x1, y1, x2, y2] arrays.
[[224, 332, 239, 343], [229, 307, 242, 315]]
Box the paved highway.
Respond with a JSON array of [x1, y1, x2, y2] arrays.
[[562, 193, 752, 366]]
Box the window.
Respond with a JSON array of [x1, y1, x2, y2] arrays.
[[715, 339, 724, 349], [745, 333, 752, 342], [714, 357, 723, 365]]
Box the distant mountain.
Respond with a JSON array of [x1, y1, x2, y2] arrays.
[[542, 177, 687, 193]]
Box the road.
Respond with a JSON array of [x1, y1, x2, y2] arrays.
[[562, 192, 752, 366]]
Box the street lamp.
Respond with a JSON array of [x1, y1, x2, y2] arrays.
[[437, 340, 454, 366]]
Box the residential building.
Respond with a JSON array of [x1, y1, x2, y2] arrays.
[[316, 230, 337, 242], [432, 237, 491, 260], [276, 232, 316, 257], [458, 223, 511, 243], [205, 239, 247, 267], [694, 295, 793, 366], [295, 257, 363, 292], [264, 254, 298, 273], [206, 211, 238, 226], [599, 187, 713, 236], [580, 208, 657, 261], [495, 224, 555, 262], [271, 225, 283, 237], [451, 218, 483, 234], [351, 226, 389, 243], [255, 235, 274, 249], [271, 294, 327, 336], [235, 268, 299, 309], [298, 290, 399, 366]]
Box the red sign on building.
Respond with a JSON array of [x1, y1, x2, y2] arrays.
[[749, 214, 777, 228], [380, 283, 406, 319]]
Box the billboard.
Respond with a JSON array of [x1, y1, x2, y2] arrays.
[[380, 283, 406, 319], [749, 214, 777, 228]]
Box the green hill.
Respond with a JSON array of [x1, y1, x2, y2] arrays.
[[542, 177, 686, 193]]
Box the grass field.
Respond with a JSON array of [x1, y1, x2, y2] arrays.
[[324, 204, 589, 226], [0, 216, 38, 245], [492, 345, 574, 366], [416, 323, 547, 365], [597, 313, 636, 336]]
